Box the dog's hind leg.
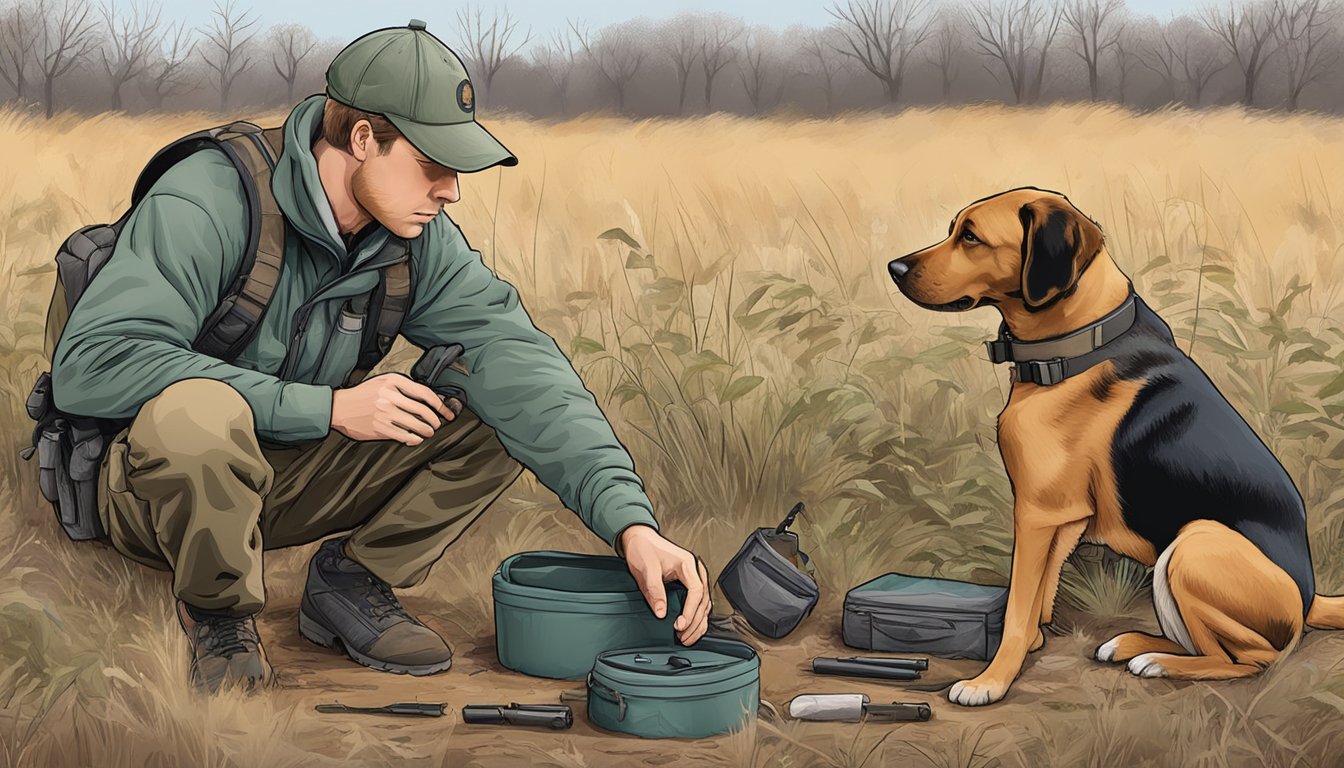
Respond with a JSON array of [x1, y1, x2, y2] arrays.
[[1096, 534, 1200, 663], [1124, 520, 1302, 681]]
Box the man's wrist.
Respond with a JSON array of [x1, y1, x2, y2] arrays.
[[614, 523, 658, 558]]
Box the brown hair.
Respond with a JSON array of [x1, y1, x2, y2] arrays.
[[321, 98, 404, 155]]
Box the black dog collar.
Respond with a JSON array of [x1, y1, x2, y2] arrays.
[[985, 292, 1138, 386]]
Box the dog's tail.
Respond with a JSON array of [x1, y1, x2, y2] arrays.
[[1307, 594, 1344, 630]]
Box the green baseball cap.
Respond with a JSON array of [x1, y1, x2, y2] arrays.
[[326, 18, 517, 172]]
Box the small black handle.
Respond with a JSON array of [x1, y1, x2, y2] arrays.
[[410, 344, 467, 415], [775, 501, 805, 535], [385, 702, 446, 717]]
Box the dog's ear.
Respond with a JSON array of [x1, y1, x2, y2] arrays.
[[1018, 198, 1104, 310]]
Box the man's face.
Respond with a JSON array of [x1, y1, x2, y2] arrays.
[[350, 125, 461, 239]]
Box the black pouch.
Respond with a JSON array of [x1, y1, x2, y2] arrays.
[[716, 502, 819, 639], [26, 372, 111, 542]]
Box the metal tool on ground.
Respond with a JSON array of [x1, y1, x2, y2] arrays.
[[788, 694, 931, 722], [410, 343, 467, 416], [836, 655, 929, 671], [461, 703, 573, 729], [811, 656, 926, 681], [314, 701, 446, 717]]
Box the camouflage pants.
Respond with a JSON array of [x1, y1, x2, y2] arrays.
[[97, 378, 523, 615]]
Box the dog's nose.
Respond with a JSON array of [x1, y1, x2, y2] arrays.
[[888, 258, 911, 282]]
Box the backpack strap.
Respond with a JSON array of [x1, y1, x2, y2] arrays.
[[191, 123, 287, 362], [344, 245, 413, 387]]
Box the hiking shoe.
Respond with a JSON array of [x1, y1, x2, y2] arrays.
[[298, 537, 453, 675], [176, 600, 271, 693]]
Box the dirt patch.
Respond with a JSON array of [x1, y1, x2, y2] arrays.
[[237, 590, 1344, 767]]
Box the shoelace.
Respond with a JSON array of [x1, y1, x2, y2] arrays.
[[199, 616, 253, 658], [363, 576, 410, 621]]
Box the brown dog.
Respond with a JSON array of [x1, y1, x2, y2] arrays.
[[888, 186, 1344, 707]]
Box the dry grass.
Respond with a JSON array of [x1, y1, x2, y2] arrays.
[[0, 103, 1342, 766]]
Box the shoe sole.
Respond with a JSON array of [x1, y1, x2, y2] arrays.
[[298, 607, 453, 676]]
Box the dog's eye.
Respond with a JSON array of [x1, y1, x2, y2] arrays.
[[961, 229, 981, 245]]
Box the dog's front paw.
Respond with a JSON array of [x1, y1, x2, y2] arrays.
[[1127, 653, 1169, 678], [948, 676, 1008, 706]]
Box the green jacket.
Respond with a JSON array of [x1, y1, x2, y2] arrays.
[[52, 94, 659, 550]]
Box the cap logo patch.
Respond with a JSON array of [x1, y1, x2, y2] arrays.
[[457, 79, 474, 112]]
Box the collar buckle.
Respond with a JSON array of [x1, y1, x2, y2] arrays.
[[1014, 358, 1066, 386], [985, 338, 1011, 364]]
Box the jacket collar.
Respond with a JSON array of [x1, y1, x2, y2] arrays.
[[271, 94, 390, 267]]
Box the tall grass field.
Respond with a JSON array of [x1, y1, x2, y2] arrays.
[[1, 103, 1343, 766]]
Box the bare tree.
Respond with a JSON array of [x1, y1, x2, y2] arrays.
[[1273, 0, 1339, 111], [699, 14, 744, 112], [967, 0, 1065, 104], [1180, 29, 1228, 105], [1141, 18, 1182, 101], [1062, 0, 1124, 100], [658, 13, 699, 115], [572, 19, 647, 114], [267, 23, 314, 105], [737, 26, 785, 114], [200, 0, 256, 111], [137, 16, 193, 109], [1113, 16, 1142, 103], [36, 0, 98, 117], [0, 1, 39, 103], [531, 26, 578, 116], [802, 26, 848, 112], [828, 0, 934, 105], [99, 0, 161, 111], [924, 8, 963, 100], [1201, 0, 1284, 106], [456, 4, 531, 107]]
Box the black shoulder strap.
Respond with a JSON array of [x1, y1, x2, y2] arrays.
[[191, 123, 286, 362]]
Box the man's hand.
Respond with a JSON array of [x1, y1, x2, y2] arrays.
[[619, 524, 711, 646], [330, 373, 456, 445]]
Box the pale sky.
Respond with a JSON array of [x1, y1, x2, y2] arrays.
[[170, 0, 1206, 48]]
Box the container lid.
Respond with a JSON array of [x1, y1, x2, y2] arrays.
[[599, 648, 740, 675], [599, 637, 758, 672], [846, 572, 1007, 614], [594, 638, 759, 681]]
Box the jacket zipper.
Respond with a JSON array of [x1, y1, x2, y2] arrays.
[[275, 248, 406, 381]]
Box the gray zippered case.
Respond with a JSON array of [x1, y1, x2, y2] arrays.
[[841, 573, 1008, 660]]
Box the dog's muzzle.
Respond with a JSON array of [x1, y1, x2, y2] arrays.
[[888, 257, 977, 312]]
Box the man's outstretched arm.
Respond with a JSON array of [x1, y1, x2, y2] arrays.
[[399, 217, 710, 643]]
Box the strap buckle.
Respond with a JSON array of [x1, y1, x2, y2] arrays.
[[1014, 358, 1066, 386], [984, 339, 1011, 364]]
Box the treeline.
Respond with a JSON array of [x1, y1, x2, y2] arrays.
[[2, 0, 1341, 120]]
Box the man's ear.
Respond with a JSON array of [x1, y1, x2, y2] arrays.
[[349, 120, 373, 161], [1018, 198, 1104, 310]]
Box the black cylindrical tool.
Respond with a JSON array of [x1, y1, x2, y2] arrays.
[[811, 657, 922, 681], [461, 703, 574, 729], [838, 655, 929, 671]]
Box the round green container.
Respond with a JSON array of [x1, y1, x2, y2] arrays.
[[587, 638, 760, 739], [492, 551, 687, 680]]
